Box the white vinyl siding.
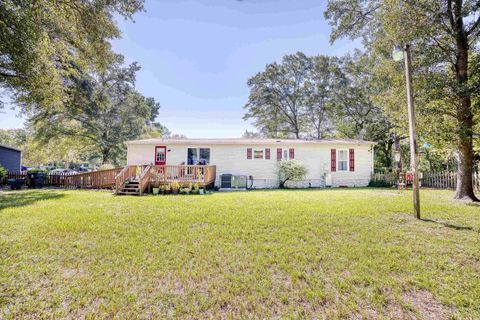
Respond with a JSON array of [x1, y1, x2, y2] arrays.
[[127, 143, 373, 188]]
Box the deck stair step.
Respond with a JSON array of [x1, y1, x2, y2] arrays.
[[117, 190, 141, 195], [117, 179, 142, 195]]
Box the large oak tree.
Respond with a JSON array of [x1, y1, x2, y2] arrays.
[[30, 57, 160, 165], [325, 0, 480, 201], [0, 0, 144, 112]]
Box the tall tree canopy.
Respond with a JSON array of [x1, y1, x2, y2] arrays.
[[244, 52, 312, 138], [0, 0, 144, 112], [30, 57, 160, 165], [325, 0, 480, 200], [244, 51, 394, 168]]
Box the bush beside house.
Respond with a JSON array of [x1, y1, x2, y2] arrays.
[[277, 160, 307, 189]]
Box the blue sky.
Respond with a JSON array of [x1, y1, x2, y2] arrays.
[[0, 0, 359, 137]]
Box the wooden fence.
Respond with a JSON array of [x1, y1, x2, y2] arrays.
[[2, 168, 124, 189], [372, 171, 480, 192]]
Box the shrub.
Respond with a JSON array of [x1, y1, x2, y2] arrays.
[[27, 168, 47, 174], [368, 180, 393, 188], [0, 165, 7, 183], [277, 160, 307, 189]]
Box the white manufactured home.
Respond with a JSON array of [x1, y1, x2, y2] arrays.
[[126, 138, 375, 189]]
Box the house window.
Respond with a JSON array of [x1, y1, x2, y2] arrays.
[[156, 149, 165, 162], [199, 148, 210, 164], [254, 149, 264, 159], [338, 150, 348, 171], [187, 147, 210, 165]]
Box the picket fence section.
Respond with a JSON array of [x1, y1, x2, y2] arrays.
[[372, 171, 479, 192]]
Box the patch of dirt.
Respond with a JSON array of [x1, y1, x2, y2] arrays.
[[62, 268, 84, 279], [381, 192, 402, 197], [402, 290, 452, 320], [390, 213, 412, 223]]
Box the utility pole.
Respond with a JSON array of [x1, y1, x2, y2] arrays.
[[403, 44, 421, 219]]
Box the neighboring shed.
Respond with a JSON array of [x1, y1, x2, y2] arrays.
[[0, 144, 22, 171]]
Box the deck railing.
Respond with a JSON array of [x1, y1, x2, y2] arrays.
[[3, 168, 124, 188], [114, 166, 137, 193], [139, 165, 154, 195], [65, 167, 124, 189], [152, 165, 216, 185]]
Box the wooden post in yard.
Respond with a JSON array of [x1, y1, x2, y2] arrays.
[[404, 44, 421, 219]]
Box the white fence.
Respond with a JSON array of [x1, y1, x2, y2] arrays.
[[372, 171, 479, 192]]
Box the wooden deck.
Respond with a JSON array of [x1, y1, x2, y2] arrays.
[[4, 168, 124, 189], [115, 165, 216, 195], [4, 166, 216, 195]]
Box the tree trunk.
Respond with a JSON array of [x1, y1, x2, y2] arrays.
[[455, 138, 478, 200], [453, 23, 479, 201], [101, 148, 110, 165], [294, 129, 300, 139]]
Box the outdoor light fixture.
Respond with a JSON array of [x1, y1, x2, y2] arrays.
[[392, 45, 404, 62], [394, 151, 401, 163]]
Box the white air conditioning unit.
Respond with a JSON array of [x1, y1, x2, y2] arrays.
[[325, 173, 332, 187]]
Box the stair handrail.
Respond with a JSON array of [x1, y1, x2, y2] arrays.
[[139, 165, 153, 195], [115, 165, 134, 194]]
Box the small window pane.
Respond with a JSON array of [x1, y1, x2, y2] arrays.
[[187, 148, 198, 165], [254, 150, 264, 159], [199, 148, 210, 164], [338, 150, 348, 171], [283, 149, 288, 160], [156, 148, 165, 162]]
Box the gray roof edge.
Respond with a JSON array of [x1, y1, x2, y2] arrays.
[[126, 138, 377, 146], [0, 144, 22, 152]]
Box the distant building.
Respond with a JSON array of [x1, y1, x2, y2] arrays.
[[0, 144, 22, 171]]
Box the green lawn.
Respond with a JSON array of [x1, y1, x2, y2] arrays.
[[0, 188, 479, 319]]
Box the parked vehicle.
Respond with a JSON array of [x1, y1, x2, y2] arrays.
[[49, 169, 78, 175]]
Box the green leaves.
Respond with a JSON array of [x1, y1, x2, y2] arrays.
[[0, 0, 144, 113], [30, 58, 161, 165], [277, 160, 308, 188]]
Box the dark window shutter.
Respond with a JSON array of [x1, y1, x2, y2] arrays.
[[289, 148, 294, 159], [331, 149, 336, 172], [247, 148, 252, 160], [349, 148, 355, 171], [265, 148, 270, 160], [277, 148, 282, 161]]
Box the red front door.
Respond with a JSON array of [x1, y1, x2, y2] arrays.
[[155, 146, 167, 165]]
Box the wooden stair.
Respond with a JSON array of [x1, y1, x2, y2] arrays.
[[116, 179, 141, 195]]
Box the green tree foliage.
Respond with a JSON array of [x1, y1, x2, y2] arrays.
[[277, 160, 308, 189], [324, 0, 480, 200], [0, 128, 27, 147], [30, 57, 160, 165], [0, 128, 95, 167], [0, 0, 144, 112], [244, 52, 313, 138], [141, 123, 171, 139], [244, 51, 394, 169], [0, 165, 7, 181]]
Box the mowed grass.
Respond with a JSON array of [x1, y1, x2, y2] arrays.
[[0, 188, 479, 319]]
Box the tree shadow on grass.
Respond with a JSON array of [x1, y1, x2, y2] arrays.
[[421, 218, 479, 233], [466, 202, 480, 207], [0, 190, 65, 211]]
